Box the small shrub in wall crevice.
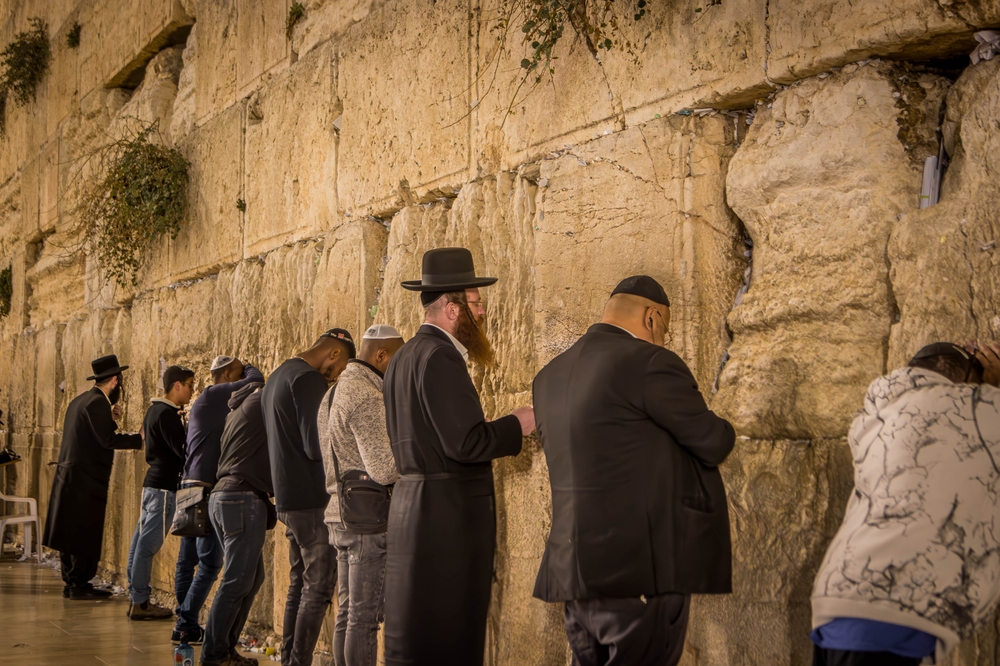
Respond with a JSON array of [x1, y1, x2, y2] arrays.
[[0, 17, 51, 135], [81, 121, 190, 289]]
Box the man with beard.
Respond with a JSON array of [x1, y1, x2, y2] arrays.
[[382, 247, 536, 666], [263, 328, 355, 666], [43, 355, 143, 599]]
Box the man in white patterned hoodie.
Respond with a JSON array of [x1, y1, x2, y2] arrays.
[[319, 324, 405, 666], [811, 342, 1000, 666]]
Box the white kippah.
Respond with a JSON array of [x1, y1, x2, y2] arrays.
[[210, 355, 235, 371], [363, 324, 402, 340]]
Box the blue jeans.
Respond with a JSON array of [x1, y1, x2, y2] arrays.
[[332, 526, 386, 666], [174, 487, 223, 633], [279, 508, 338, 666], [202, 492, 268, 662], [127, 487, 175, 604]]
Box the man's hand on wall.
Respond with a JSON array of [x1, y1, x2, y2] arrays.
[[111, 404, 123, 421], [975, 342, 1000, 387]]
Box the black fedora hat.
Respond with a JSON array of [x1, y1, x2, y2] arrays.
[[86, 354, 129, 381], [401, 247, 497, 292]]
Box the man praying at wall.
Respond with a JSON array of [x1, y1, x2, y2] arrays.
[[127, 365, 195, 621], [173, 356, 264, 646], [811, 342, 1000, 666], [43, 355, 143, 600], [532, 276, 736, 666], [382, 247, 536, 666], [263, 329, 354, 666], [320, 324, 405, 666]]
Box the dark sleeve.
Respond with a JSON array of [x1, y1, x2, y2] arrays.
[[162, 409, 187, 460], [86, 398, 142, 451], [423, 347, 522, 463], [293, 371, 329, 462], [642, 349, 735, 466], [231, 365, 265, 390]]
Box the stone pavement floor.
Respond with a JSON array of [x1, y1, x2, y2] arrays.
[[0, 560, 261, 665]]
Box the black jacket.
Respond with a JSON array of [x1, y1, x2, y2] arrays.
[[532, 324, 735, 602], [216, 383, 272, 496], [141, 399, 186, 490], [382, 324, 522, 665], [42, 387, 143, 560]]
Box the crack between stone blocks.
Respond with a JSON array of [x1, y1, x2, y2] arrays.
[[957, 219, 980, 335], [762, 0, 778, 88]]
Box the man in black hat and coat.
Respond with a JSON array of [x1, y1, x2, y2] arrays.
[[42, 354, 144, 600], [382, 247, 536, 666], [532, 276, 736, 666]]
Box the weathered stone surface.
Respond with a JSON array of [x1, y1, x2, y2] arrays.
[[337, 0, 471, 215], [716, 63, 949, 439], [767, 0, 1000, 83], [290, 0, 381, 58], [243, 42, 338, 255], [234, 0, 288, 98], [533, 113, 745, 391], [193, 0, 238, 124]]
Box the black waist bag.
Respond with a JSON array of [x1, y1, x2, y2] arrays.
[[339, 470, 392, 534], [171, 486, 211, 537]]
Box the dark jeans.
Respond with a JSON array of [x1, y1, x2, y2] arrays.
[[202, 492, 268, 662], [280, 508, 338, 666], [59, 551, 99, 590], [174, 530, 223, 632], [332, 525, 387, 666], [564, 593, 690, 666], [812, 646, 924, 666]]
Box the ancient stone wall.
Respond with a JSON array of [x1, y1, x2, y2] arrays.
[[1, 0, 999, 664]]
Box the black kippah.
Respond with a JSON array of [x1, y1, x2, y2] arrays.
[[420, 290, 447, 306], [610, 275, 670, 307]]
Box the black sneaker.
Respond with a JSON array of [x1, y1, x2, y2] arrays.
[[68, 586, 112, 600], [172, 626, 204, 645]]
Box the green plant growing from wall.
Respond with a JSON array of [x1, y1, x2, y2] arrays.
[[286, 3, 305, 39], [0, 17, 51, 136], [0, 264, 12, 318], [482, 0, 647, 126], [66, 22, 82, 49], [81, 121, 190, 289]]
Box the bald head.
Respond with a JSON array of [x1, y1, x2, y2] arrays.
[[360, 336, 405, 374], [601, 293, 670, 346], [299, 333, 357, 382]]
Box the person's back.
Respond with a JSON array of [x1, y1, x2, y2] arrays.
[[811, 343, 1000, 665], [262, 329, 354, 666], [216, 385, 272, 496]]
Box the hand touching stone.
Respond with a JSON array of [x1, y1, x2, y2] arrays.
[[513, 406, 536, 436]]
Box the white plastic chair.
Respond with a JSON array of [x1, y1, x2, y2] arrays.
[[0, 491, 41, 562]]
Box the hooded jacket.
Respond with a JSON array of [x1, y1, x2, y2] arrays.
[[812, 367, 1000, 660]]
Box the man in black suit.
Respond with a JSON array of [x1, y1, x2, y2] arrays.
[[532, 276, 736, 666], [42, 355, 144, 600], [382, 247, 536, 666]]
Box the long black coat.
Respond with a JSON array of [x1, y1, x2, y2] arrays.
[[42, 387, 143, 561], [382, 325, 522, 666], [532, 324, 736, 602]]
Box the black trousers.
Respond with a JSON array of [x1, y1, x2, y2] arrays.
[[59, 551, 99, 589], [564, 593, 691, 666], [812, 645, 924, 666]]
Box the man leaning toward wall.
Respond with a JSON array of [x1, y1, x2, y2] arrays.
[[382, 247, 536, 666], [532, 276, 736, 666], [810, 342, 1000, 666], [42, 354, 144, 600], [320, 324, 405, 666], [127, 364, 195, 620], [174, 356, 264, 645], [263, 329, 354, 666]]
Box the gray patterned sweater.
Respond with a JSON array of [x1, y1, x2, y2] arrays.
[[319, 360, 398, 527], [812, 367, 1000, 661]]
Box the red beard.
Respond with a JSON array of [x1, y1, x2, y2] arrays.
[[454, 304, 495, 368]]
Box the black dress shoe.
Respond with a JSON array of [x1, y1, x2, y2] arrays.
[[68, 587, 112, 600]]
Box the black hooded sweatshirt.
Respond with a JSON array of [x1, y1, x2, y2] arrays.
[[142, 399, 187, 490], [214, 382, 273, 496]]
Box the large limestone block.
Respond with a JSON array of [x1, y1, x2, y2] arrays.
[[33, 324, 64, 431], [243, 42, 338, 256], [685, 438, 853, 666], [337, 0, 471, 215], [767, 0, 1000, 83], [290, 0, 382, 57], [194, 0, 238, 124], [889, 58, 1000, 366], [78, 0, 193, 95], [112, 45, 184, 142], [533, 114, 745, 391], [716, 64, 948, 439], [235, 0, 289, 97]]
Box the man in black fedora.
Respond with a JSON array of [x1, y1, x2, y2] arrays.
[[532, 276, 736, 666], [382, 247, 536, 666], [43, 354, 144, 600]]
